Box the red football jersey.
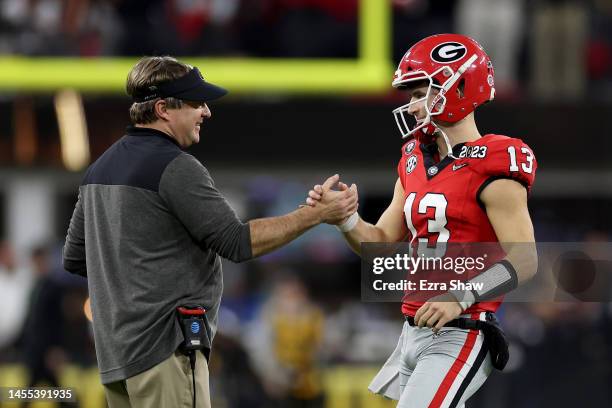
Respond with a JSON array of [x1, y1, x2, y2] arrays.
[[397, 134, 537, 316]]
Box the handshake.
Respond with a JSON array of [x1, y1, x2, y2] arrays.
[[301, 174, 359, 226]]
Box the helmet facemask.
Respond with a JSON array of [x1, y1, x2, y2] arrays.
[[392, 66, 453, 140]]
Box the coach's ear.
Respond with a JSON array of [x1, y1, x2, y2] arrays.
[[153, 99, 171, 121]]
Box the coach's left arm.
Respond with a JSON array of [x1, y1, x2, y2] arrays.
[[63, 189, 87, 277]]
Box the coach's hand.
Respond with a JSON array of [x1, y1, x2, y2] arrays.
[[312, 175, 358, 225], [305, 181, 349, 207], [414, 293, 463, 333]]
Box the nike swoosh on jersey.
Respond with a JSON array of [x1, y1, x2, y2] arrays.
[[452, 163, 469, 171]]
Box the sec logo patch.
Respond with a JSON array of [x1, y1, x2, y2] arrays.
[[406, 155, 418, 174], [405, 141, 416, 155]]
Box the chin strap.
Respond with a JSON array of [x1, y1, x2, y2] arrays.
[[433, 127, 458, 160]]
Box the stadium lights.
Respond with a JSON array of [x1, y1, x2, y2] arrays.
[[54, 89, 90, 171]]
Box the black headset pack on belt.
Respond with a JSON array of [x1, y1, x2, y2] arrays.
[[176, 305, 211, 357], [176, 304, 212, 408], [406, 312, 510, 371]]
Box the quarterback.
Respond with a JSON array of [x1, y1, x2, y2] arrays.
[[307, 34, 538, 407]]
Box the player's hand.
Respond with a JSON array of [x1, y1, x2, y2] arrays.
[[311, 175, 358, 224], [414, 293, 463, 333], [305, 181, 349, 207]]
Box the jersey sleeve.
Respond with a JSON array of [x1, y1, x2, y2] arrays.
[[477, 137, 537, 193]]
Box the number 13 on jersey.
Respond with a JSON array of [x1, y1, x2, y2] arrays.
[[507, 146, 534, 174], [404, 192, 449, 258]]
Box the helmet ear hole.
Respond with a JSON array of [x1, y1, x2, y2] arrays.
[[457, 78, 466, 99]]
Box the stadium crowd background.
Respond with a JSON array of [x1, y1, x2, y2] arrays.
[[0, 0, 612, 407]]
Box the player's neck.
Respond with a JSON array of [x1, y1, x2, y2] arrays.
[[434, 117, 482, 158]]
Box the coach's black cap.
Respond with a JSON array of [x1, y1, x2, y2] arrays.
[[131, 67, 228, 103]]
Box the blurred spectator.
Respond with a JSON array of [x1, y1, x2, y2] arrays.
[[232, 0, 279, 56], [455, 0, 525, 97], [0, 0, 609, 93], [529, 0, 588, 100], [20, 245, 68, 398], [235, 0, 358, 58], [470, 302, 611, 408], [516, 303, 608, 406], [162, 0, 240, 56], [113, 0, 164, 55], [0, 240, 32, 359], [392, 0, 456, 62], [588, 0, 612, 97], [0, 0, 119, 56], [114, 0, 240, 56], [209, 331, 270, 407], [273, 0, 358, 58], [322, 301, 401, 364], [249, 274, 326, 407]]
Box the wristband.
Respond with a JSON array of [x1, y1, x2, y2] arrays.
[[449, 260, 518, 310], [469, 260, 518, 301], [336, 212, 359, 232]]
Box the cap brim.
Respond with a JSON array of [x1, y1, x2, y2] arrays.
[[175, 82, 228, 102]]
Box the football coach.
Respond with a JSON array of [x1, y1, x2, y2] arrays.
[[62, 56, 357, 408]]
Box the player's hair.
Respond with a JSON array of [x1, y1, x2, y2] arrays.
[[126, 56, 191, 124]]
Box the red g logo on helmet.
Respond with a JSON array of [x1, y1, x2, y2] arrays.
[[430, 42, 467, 63]]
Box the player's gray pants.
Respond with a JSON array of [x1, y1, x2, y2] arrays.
[[369, 313, 493, 408]]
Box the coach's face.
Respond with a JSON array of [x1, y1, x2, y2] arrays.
[[168, 101, 211, 147]]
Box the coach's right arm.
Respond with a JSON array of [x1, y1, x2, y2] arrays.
[[158, 155, 356, 262], [64, 153, 356, 273]]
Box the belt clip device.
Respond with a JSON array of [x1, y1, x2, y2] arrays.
[[177, 305, 207, 408], [176, 305, 207, 353]]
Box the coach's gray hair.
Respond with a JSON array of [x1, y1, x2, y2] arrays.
[[126, 56, 191, 124]]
